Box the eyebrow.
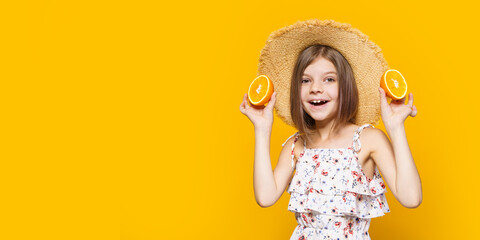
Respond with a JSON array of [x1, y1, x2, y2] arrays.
[[303, 71, 337, 76]]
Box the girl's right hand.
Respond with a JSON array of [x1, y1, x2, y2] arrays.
[[239, 92, 277, 131]]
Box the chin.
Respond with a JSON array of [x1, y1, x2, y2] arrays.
[[307, 111, 334, 120]]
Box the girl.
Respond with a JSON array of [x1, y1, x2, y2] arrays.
[[239, 20, 422, 239]]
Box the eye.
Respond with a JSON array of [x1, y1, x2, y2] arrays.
[[325, 77, 335, 82], [301, 79, 310, 83]]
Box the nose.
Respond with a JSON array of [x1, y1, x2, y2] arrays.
[[310, 80, 324, 93]]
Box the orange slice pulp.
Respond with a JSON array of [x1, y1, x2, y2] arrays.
[[380, 69, 407, 100], [248, 75, 274, 106]]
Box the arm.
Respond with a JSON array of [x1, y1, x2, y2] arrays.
[[252, 127, 277, 207], [239, 92, 295, 207], [387, 125, 422, 208], [372, 88, 422, 208], [252, 129, 296, 207]]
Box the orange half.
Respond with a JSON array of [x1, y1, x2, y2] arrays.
[[248, 75, 274, 106], [380, 69, 407, 100]]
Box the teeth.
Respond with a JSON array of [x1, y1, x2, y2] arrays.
[[311, 100, 327, 104]]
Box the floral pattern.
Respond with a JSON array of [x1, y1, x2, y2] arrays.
[[283, 124, 390, 239]]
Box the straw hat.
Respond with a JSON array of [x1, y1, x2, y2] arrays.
[[257, 19, 389, 126]]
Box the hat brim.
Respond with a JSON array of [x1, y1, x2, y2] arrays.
[[257, 19, 389, 126]]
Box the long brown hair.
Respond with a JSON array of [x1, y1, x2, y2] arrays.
[[290, 44, 358, 144]]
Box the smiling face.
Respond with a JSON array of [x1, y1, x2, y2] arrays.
[[300, 56, 339, 123], [290, 44, 358, 135]]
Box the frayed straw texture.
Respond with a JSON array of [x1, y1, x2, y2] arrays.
[[257, 19, 389, 126]]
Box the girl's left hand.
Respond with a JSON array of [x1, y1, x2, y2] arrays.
[[379, 87, 417, 129]]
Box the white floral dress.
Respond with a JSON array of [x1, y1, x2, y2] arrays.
[[282, 124, 390, 240]]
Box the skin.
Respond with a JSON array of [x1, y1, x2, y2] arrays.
[[301, 57, 339, 130], [239, 56, 422, 209]]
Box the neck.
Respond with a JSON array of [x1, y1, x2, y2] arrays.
[[312, 119, 339, 142]]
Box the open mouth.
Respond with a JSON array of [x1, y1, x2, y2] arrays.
[[309, 100, 329, 106]]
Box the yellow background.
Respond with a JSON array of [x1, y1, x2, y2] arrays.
[[1, 0, 479, 239]]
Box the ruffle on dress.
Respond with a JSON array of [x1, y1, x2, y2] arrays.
[[291, 213, 372, 240], [286, 147, 390, 218]]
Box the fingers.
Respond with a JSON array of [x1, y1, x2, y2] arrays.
[[410, 105, 417, 117], [394, 93, 413, 105], [239, 93, 249, 113], [239, 94, 244, 109], [407, 93, 414, 107], [406, 93, 416, 117], [266, 92, 277, 111], [378, 88, 388, 109]]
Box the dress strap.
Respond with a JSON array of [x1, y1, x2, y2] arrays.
[[352, 124, 374, 154], [282, 132, 300, 171], [282, 132, 299, 147]]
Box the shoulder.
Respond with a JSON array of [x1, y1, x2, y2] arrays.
[[280, 133, 304, 160], [360, 127, 390, 152], [282, 132, 298, 146], [281, 135, 295, 150], [280, 133, 298, 153], [362, 126, 386, 138]]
